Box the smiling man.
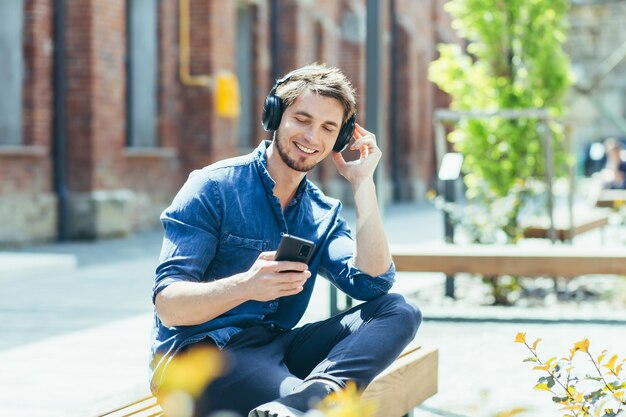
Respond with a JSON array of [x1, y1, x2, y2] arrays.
[[150, 64, 422, 417]]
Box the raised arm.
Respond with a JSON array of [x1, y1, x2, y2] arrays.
[[331, 123, 392, 276]]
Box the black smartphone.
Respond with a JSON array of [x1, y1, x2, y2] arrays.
[[274, 234, 316, 265]]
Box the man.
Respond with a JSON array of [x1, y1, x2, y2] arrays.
[[151, 64, 421, 417], [600, 138, 626, 189]]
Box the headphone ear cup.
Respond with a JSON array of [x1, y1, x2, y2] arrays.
[[333, 114, 356, 153], [261, 94, 283, 132]]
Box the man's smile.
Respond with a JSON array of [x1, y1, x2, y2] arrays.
[[293, 141, 318, 155]]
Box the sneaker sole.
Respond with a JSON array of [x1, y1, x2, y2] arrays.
[[248, 403, 304, 417]]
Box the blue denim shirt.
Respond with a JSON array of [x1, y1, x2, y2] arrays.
[[150, 141, 395, 387]]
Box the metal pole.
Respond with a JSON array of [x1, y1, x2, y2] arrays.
[[443, 178, 456, 299], [366, 0, 385, 216], [53, 0, 69, 241], [434, 118, 456, 298], [542, 118, 557, 243]]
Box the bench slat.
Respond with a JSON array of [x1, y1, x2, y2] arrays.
[[99, 397, 162, 417], [521, 210, 609, 240], [596, 189, 626, 208], [363, 345, 438, 417], [392, 244, 626, 277]]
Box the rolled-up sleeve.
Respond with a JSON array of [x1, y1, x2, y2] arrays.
[[152, 172, 222, 303], [318, 214, 395, 301]]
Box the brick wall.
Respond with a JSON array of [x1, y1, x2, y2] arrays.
[[2, 0, 452, 245], [22, 0, 53, 149], [65, 0, 126, 192], [0, 0, 55, 246]]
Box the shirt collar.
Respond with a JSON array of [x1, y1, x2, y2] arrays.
[[254, 140, 309, 204]]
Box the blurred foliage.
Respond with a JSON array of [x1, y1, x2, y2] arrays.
[[154, 345, 224, 417], [429, 0, 573, 239], [516, 333, 626, 416], [308, 382, 377, 417]]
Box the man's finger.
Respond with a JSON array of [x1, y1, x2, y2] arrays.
[[279, 285, 304, 294], [258, 251, 276, 261], [274, 261, 308, 273], [350, 137, 376, 151], [275, 271, 310, 285], [354, 123, 371, 136], [332, 151, 347, 169]]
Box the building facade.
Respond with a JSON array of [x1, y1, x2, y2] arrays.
[[0, 0, 454, 246]]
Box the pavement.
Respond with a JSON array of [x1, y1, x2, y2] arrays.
[[1, 202, 626, 417]]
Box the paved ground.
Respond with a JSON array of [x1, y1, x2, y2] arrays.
[[1, 202, 625, 417]]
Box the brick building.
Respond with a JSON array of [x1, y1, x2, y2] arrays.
[[0, 0, 455, 246]]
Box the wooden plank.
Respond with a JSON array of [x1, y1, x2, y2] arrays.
[[392, 244, 626, 277], [596, 189, 626, 208], [522, 210, 609, 240], [99, 397, 162, 417], [363, 345, 438, 417]]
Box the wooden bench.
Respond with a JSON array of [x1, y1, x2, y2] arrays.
[[521, 210, 610, 241], [595, 189, 626, 208], [391, 243, 626, 277], [98, 344, 438, 417]]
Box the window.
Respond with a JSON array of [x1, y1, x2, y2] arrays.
[[0, 0, 24, 145], [126, 0, 158, 147]]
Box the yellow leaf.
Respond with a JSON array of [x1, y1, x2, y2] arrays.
[[532, 338, 541, 350], [515, 332, 526, 344], [534, 383, 551, 391], [533, 364, 550, 372], [573, 338, 589, 353], [574, 392, 583, 403], [495, 407, 527, 417], [597, 350, 608, 364], [604, 354, 618, 372], [319, 381, 377, 417], [561, 405, 583, 411], [616, 363, 623, 375], [614, 391, 624, 401]]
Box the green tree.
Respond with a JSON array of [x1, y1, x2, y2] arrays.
[[429, 0, 573, 240]]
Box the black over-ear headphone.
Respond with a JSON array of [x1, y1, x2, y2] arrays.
[[261, 76, 356, 153]]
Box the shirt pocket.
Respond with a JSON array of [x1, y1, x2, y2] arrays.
[[207, 232, 268, 279], [222, 233, 265, 251]]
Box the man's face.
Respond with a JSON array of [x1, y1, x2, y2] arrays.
[[274, 89, 345, 173]]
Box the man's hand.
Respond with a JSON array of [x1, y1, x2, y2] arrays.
[[331, 123, 381, 184], [239, 251, 311, 302]]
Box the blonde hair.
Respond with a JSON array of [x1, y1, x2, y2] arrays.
[[275, 63, 357, 124]]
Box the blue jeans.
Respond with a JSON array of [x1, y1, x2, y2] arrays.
[[190, 293, 421, 417]]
